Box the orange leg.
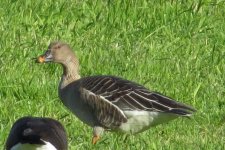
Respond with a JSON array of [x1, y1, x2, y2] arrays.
[[92, 135, 100, 144], [92, 126, 104, 144]]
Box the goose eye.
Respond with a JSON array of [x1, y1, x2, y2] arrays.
[[56, 45, 61, 49], [45, 50, 51, 56]]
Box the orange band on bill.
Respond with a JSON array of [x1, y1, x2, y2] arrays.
[[37, 56, 45, 63]]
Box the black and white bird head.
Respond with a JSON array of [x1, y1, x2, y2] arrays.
[[5, 116, 68, 150]]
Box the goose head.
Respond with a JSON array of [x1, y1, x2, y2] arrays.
[[36, 41, 77, 65]]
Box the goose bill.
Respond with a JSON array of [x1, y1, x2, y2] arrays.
[[36, 54, 53, 63]]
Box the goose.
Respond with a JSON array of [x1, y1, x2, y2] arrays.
[[36, 41, 196, 144], [5, 116, 68, 150]]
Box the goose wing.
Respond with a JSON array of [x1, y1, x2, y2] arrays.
[[79, 76, 195, 128]]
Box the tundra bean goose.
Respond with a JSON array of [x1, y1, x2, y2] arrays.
[[5, 116, 68, 150], [36, 41, 196, 144]]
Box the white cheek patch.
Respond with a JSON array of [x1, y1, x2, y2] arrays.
[[10, 140, 57, 150]]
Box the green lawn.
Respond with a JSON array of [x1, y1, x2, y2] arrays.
[[0, 0, 225, 149]]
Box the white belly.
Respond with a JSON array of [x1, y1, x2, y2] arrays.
[[118, 111, 178, 134], [10, 141, 57, 150]]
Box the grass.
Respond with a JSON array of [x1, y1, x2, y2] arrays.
[[0, 0, 225, 149]]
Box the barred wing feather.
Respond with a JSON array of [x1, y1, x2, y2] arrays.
[[80, 76, 195, 128]]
